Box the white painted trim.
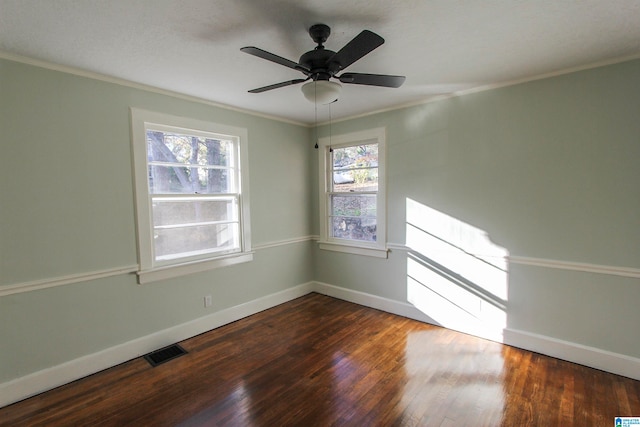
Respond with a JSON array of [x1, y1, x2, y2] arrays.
[[3, 280, 639, 408], [508, 256, 640, 279], [317, 127, 387, 255], [2, 49, 638, 129], [0, 237, 315, 296], [503, 328, 640, 381], [0, 282, 315, 408], [323, 53, 640, 126], [129, 108, 253, 278], [0, 266, 138, 297], [137, 253, 254, 284], [318, 243, 388, 259], [0, 50, 306, 127], [3, 242, 635, 296], [313, 281, 434, 324], [253, 235, 315, 251], [386, 242, 409, 251], [312, 282, 640, 381], [384, 243, 640, 279]]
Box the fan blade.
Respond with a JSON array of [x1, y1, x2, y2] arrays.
[[248, 79, 308, 93], [338, 73, 406, 88], [241, 47, 310, 74], [327, 30, 385, 73]]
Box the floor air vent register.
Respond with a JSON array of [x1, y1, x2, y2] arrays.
[[143, 344, 188, 367]]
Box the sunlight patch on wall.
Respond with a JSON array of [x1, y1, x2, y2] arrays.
[[406, 198, 509, 343]]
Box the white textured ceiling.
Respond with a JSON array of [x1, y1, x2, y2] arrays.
[[1, 0, 639, 124]]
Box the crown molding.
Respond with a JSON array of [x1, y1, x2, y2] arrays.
[[320, 53, 640, 126], [0, 50, 307, 127]]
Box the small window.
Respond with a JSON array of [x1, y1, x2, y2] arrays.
[[330, 143, 379, 242], [318, 128, 387, 258], [131, 109, 252, 283]]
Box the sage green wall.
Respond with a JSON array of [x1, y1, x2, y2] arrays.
[[2, 56, 639, 387], [0, 58, 314, 382], [315, 59, 640, 358]]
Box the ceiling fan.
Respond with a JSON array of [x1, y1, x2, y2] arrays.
[[241, 24, 405, 104]]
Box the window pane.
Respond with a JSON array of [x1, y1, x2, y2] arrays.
[[154, 223, 239, 260], [202, 138, 232, 167], [147, 131, 232, 167], [332, 143, 378, 169], [152, 198, 236, 227], [149, 165, 231, 194], [331, 194, 376, 217], [330, 216, 377, 242], [332, 143, 378, 192], [332, 167, 378, 192]]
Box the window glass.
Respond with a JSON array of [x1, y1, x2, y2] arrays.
[[331, 143, 378, 192], [147, 130, 234, 194], [329, 143, 379, 243], [151, 198, 237, 227], [145, 128, 240, 262], [154, 223, 239, 261]]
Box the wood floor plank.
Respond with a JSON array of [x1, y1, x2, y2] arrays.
[[1, 293, 639, 426]]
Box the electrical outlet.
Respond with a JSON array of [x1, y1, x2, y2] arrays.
[[204, 295, 212, 308]]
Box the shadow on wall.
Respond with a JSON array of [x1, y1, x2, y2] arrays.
[[405, 198, 509, 343]]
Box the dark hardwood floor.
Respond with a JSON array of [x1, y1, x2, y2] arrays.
[[2, 293, 639, 426]]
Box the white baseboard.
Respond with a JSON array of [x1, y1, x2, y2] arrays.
[[312, 281, 640, 381], [502, 328, 640, 381], [0, 282, 315, 408], [3, 280, 639, 408], [312, 281, 437, 324]]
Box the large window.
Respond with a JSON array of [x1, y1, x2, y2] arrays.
[[318, 128, 387, 258], [131, 109, 251, 283]]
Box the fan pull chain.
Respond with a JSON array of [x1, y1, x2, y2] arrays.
[[329, 101, 333, 153], [314, 122, 319, 148], [314, 83, 319, 149]]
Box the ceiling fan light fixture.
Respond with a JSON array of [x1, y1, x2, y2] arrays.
[[301, 80, 342, 104]]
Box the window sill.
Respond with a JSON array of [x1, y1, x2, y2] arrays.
[[319, 242, 388, 259], [137, 252, 254, 284]]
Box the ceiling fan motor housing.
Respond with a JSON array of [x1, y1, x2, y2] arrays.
[[299, 49, 336, 81]]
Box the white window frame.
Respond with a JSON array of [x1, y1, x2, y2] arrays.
[[130, 108, 252, 284], [318, 127, 387, 258]]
